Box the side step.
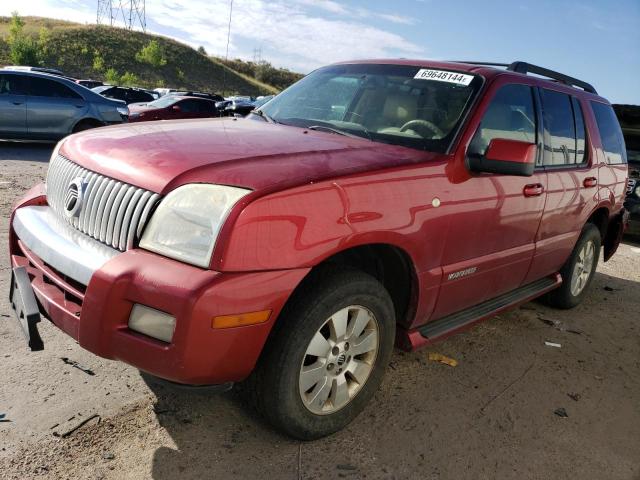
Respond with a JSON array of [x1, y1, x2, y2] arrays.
[[403, 274, 561, 350]]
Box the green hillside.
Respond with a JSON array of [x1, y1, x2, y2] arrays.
[[0, 16, 280, 96]]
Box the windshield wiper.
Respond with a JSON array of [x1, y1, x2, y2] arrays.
[[251, 109, 277, 124], [307, 125, 370, 141]]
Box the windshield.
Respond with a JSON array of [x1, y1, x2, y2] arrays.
[[148, 96, 180, 108], [259, 63, 482, 152]]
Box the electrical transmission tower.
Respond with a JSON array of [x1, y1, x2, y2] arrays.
[[97, 0, 146, 32]]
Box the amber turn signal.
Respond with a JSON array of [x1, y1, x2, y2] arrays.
[[212, 310, 272, 329]]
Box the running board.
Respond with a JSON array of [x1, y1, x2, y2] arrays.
[[400, 274, 561, 350]]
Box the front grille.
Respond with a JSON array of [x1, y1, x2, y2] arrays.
[[628, 178, 636, 195], [46, 154, 160, 251]]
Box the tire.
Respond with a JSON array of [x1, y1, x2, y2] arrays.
[[542, 223, 601, 309], [242, 266, 395, 440]]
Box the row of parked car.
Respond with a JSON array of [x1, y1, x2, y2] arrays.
[[0, 65, 274, 140]]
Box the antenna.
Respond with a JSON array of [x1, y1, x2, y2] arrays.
[[97, 0, 146, 32]]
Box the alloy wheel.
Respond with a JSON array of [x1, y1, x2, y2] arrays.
[[299, 305, 379, 415], [570, 239, 595, 296]]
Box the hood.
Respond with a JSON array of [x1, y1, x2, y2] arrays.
[[60, 118, 435, 194]]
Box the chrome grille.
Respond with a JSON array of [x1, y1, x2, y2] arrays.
[[46, 154, 160, 251], [628, 178, 636, 195]]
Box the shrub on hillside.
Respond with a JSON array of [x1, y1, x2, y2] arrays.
[[120, 71, 139, 86], [135, 39, 167, 67], [93, 51, 105, 73], [105, 67, 119, 84], [7, 12, 39, 65]]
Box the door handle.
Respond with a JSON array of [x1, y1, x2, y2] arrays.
[[523, 183, 544, 197], [583, 177, 597, 188]]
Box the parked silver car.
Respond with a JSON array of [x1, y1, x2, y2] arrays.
[[0, 70, 129, 140]]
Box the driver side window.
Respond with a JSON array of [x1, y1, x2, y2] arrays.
[[468, 84, 536, 157]]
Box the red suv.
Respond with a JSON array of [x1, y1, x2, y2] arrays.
[[8, 60, 628, 439], [128, 95, 219, 122]]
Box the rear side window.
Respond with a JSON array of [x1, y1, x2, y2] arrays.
[[540, 89, 577, 165], [0, 74, 28, 95], [467, 84, 536, 157], [591, 102, 627, 164], [196, 99, 215, 112], [28, 77, 82, 99], [177, 99, 198, 112], [572, 98, 587, 164]]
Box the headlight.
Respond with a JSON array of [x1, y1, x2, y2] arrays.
[[635, 184, 640, 197], [139, 184, 250, 268], [116, 106, 129, 116]]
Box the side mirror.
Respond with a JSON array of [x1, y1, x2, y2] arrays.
[[467, 138, 536, 177], [172, 105, 181, 112]]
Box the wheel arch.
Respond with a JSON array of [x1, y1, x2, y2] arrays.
[[281, 242, 419, 330], [71, 117, 104, 133], [586, 205, 610, 241]]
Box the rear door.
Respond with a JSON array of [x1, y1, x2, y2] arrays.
[[0, 73, 28, 137], [524, 89, 598, 282], [432, 82, 547, 318], [26, 76, 87, 138]]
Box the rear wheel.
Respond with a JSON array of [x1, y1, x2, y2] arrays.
[[542, 223, 601, 309], [243, 267, 395, 440]]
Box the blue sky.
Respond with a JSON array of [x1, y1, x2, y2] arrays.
[[2, 0, 639, 104]]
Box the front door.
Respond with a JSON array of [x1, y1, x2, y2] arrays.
[[432, 82, 547, 319], [0, 73, 27, 137]]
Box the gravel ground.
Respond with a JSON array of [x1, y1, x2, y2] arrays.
[[1, 143, 639, 480]]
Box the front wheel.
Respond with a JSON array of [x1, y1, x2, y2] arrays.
[[243, 267, 395, 440], [542, 223, 601, 309]]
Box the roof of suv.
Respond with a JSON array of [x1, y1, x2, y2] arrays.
[[333, 59, 608, 103]]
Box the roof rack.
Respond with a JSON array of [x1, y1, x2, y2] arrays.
[[450, 60, 597, 94]]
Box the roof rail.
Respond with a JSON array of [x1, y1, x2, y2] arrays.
[[507, 61, 597, 94], [451, 61, 511, 68], [449, 60, 597, 94]]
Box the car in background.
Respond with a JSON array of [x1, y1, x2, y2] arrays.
[[169, 91, 224, 102], [0, 70, 128, 140], [76, 79, 104, 89], [154, 87, 178, 97], [216, 98, 255, 117], [253, 95, 274, 109], [92, 85, 155, 105], [615, 104, 640, 234], [128, 95, 218, 122]]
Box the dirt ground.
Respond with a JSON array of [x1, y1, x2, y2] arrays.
[[1, 142, 639, 480]]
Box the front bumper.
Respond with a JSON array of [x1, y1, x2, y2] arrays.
[[9, 189, 309, 385]]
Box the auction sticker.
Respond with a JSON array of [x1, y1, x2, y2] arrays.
[[414, 69, 474, 85]]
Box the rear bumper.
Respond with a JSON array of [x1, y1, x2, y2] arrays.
[[9, 188, 309, 385]]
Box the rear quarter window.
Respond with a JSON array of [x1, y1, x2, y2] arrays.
[[591, 101, 627, 164]]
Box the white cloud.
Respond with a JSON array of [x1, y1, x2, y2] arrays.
[[0, 0, 425, 73]]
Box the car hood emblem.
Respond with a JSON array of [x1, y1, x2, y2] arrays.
[[64, 178, 87, 218]]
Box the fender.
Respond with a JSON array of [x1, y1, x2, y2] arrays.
[[215, 162, 452, 274]]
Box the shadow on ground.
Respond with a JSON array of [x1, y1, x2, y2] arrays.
[[142, 271, 640, 480], [0, 141, 55, 162]]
